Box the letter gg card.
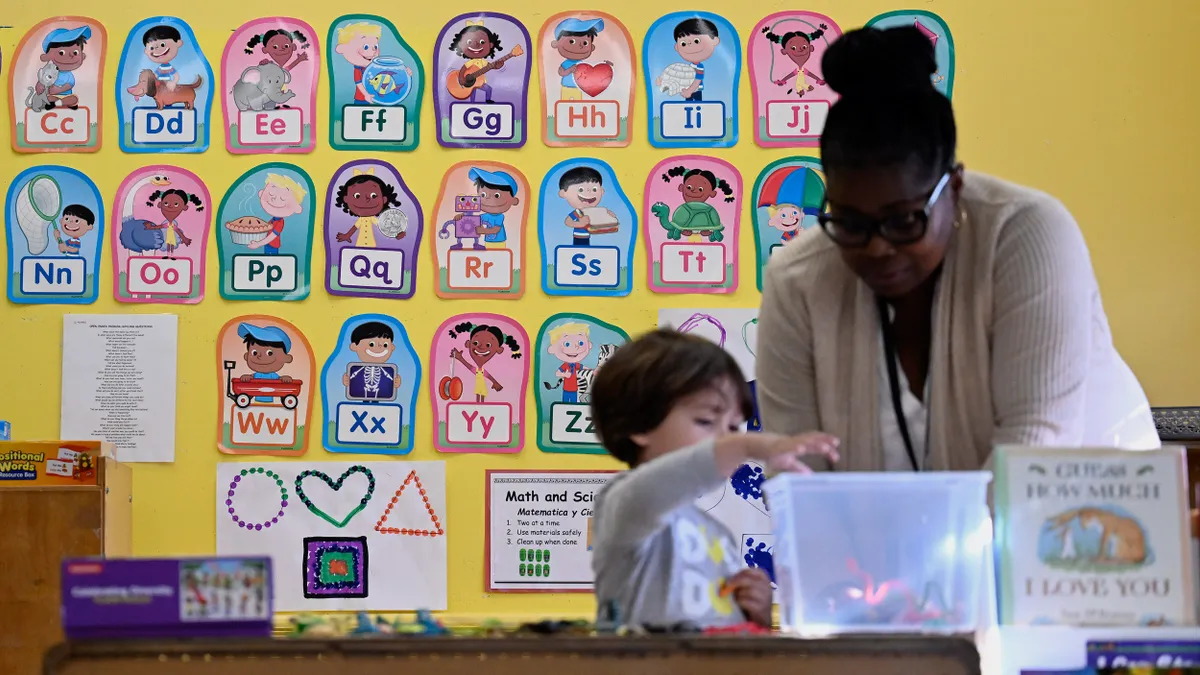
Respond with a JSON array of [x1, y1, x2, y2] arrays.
[[749, 12, 842, 148], [643, 156, 741, 294], [642, 11, 739, 149], [433, 13, 531, 149], [751, 157, 825, 290], [537, 11, 635, 148], [6, 166, 104, 304], [215, 163, 315, 301], [222, 18, 319, 154], [321, 314, 421, 455], [533, 313, 629, 454], [430, 161, 529, 299], [8, 17, 106, 153], [111, 166, 211, 303], [327, 14, 424, 152], [538, 158, 636, 297], [865, 11, 954, 98], [429, 314, 529, 453], [217, 315, 314, 456], [116, 16, 214, 153], [323, 160, 423, 300]]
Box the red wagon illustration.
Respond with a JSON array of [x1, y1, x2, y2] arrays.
[[223, 361, 302, 410]]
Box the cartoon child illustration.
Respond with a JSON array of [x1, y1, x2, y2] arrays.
[[551, 17, 611, 101], [456, 167, 519, 250], [139, 25, 185, 91], [448, 21, 506, 103], [237, 322, 294, 403], [546, 322, 592, 403], [334, 22, 412, 105], [247, 173, 306, 255], [652, 166, 735, 243], [558, 166, 618, 247], [245, 28, 309, 73], [762, 24, 827, 97], [334, 168, 405, 247], [53, 205, 95, 255], [143, 189, 201, 257], [656, 19, 719, 101], [341, 321, 398, 400], [37, 26, 91, 110], [447, 321, 523, 403], [767, 203, 806, 243]]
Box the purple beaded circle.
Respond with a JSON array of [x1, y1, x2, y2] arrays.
[[227, 467, 289, 529]]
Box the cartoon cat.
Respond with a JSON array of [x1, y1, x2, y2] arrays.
[[25, 62, 60, 112]]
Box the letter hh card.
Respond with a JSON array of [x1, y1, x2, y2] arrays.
[[323, 160, 423, 299], [865, 11, 954, 98], [8, 17, 106, 152], [430, 161, 529, 299], [643, 156, 742, 294], [751, 157, 825, 290], [538, 158, 636, 297], [749, 12, 841, 147], [537, 11, 635, 148], [116, 16, 214, 153], [327, 14, 424, 151], [533, 313, 629, 454], [643, 11, 739, 149], [433, 13, 531, 149], [6, 166, 104, 304], [321, 314, 421, 454], [215, 163, 315, 301], [111, 166, 211, 303], [222, 18, 319, 154], [216, 315, 314, 456], [429, 314, 529, 453]]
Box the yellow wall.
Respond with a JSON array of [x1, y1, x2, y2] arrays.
[[2, 0, 1198, 621]]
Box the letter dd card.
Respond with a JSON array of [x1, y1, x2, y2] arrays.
[[222, 18, 319, 154], [8, 17, 106, 152], [750, 157, 825, 290], [749, 12, 842, 147]]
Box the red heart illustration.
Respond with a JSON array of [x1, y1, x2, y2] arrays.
[[574, 63, 614, 98]]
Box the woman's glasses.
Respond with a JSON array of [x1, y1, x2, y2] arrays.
[[817, 172, 952, 248]]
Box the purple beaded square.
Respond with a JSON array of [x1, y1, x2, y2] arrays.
[[302, 536, 368, 599]]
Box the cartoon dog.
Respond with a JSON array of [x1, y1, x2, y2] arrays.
[[25, 62, 59, 112], [127, 69, 203, 109]]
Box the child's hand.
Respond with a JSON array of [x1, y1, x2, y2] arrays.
[[720, 432, 839, 475], [724, 568, 773, 628]]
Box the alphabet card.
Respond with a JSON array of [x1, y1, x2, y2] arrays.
[[327, 14, 424, 151], [116, 16, 214, 153], [222, 18, 319, 154], [323, 160, 423, 299], [751, 157, 825, 290], [538, 158, 636, 297], [658, 308, 762, 433], [642, 11, 739, 149], [216, 163, 315, 301], [533, 313, 629, 454], [430, 162, 529, 299], [8, 17, 106, 152], [111, 165, 211, 303], [5, 166, 104, 304], [429, 314, 529, 453], [749, 12, 841, 147], [320, 315, 421, 455], [537, 11, 635, 147], [643, 156, 741, 294], [217, 315, 314, 456], [433, 13, 531, 149], [865, 11, 954, 98]]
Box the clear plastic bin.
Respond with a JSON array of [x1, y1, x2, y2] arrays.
[[763, 471, 993, 636]]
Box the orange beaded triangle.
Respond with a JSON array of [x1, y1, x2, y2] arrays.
[[374, 470, 444, 537]]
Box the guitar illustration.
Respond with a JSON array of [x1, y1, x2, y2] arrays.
[[445, 45, 525, 101]]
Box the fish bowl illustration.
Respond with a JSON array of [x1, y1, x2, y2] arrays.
[[363, 56, 412, 106]]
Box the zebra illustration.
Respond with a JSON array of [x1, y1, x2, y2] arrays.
[[543, 344, 618, 404]]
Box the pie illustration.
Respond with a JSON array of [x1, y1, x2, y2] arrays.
[[225, 216, 272, 245]]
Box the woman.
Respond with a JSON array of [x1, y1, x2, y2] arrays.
[[756, 26, 1157, 472]]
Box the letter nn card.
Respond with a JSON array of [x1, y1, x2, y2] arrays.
[[749, 12, 842, 147], [643, 11, 739, 149], [750, 157, 825, 290], [8, 17, 106, 152], [222, 18, 319, 154]]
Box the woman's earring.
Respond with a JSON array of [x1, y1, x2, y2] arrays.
[[954, 204, 968, 229]]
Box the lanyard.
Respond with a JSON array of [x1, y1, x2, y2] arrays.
[[876, 297, 927, 473]]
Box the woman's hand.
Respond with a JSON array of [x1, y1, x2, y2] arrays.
[[725, 568, 773, 628]]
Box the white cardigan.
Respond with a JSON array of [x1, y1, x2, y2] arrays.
[[756, 171, 1158, 472]]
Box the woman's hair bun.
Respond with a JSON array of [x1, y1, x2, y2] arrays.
[[822, 26, 937, 98]]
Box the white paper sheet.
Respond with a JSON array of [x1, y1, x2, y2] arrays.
[[60, 314, 179, 462], [216, 461, 447, 611]]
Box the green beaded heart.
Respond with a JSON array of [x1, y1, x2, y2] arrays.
[[294, 466, 376, 528]]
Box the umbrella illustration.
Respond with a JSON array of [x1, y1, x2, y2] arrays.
[[757, 165, 825, 213]]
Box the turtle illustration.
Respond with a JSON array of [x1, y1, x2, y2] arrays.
[[652, 201, 724, 242]]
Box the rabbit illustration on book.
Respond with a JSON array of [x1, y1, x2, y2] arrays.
[[1044, 507, 1149, 566]]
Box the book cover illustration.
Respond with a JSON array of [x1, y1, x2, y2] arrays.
[[1089, 641, 1200, 670]]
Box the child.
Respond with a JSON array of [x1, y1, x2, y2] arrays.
[[589, 329, 839, 628], [661, 19, 719, 101], [54, 204, 95, 255], [237, 322, 294, 403], [145, 188, 201, 257], [342, 320, 398, 400], [335, 22, 381, 104], [466, 167, 519, 250], [763, 24, 828, 97], [656, 166, 735, 243], [141, 25, 185, 91], [248, 173, 305, 255], [447, 322, 522, 402], [551, 17, 611, 101], [38, 26, 91, 109], [558, 166, 618, 246], [547, 321, 592, 403], [245, 28, 309, 73], [334, 169, 404, 247], [448, 22, 503, 103]]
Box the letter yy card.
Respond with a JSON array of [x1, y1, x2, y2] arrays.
[[749, 12, 842, 147], [433, 13, 531, 149], [9, 17, 106, 152], [750, 157, 825, 290], [116, 16, 214, 153], [865, 11, 955, 98], [222, 18, 319, 154]]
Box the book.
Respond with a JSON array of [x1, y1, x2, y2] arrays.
[[994, 446, 1194, 626], [1088, 641, 1200, 669]]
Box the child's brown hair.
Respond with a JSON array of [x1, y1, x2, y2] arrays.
[[589, 329, 754, 466]]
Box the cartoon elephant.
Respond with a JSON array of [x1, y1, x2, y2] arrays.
[[230, 63, 296, 112]]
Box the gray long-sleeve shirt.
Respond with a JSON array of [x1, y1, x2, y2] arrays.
[[591, 440, 746, 627]]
